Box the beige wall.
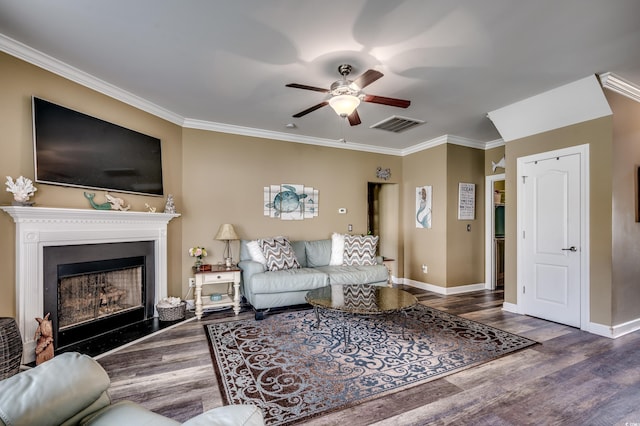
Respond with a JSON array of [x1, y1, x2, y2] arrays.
[[446, 144, 485, 286], [179, 128, 402, 296], [6, 51, 629, 329], [504, 117, 613, 325], [402, 144, 448, 285], [0, 53, 184, 316], [402, 143, 485, 288], [607, 90, 640, 325]]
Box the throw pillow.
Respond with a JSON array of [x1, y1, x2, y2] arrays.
[[343, 235, 379, 266], [329, 232, 345, 266], [258, 237, 301, 271], [246, 240, 267, 266]]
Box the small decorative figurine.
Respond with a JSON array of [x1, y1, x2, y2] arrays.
[[376, 167, 391, 181], [145, 203, 157, 213], [5, 175, 37, 206], [34, 313, 54, 365], [104, 192, 131, 211], [164, 194, 176, 214], [84, 192, 130, 211]]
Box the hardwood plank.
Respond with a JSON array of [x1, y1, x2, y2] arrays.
[[94, 289, 640, 425]]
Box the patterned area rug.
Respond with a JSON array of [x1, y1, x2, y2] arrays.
[[205, 304, 536, 425]]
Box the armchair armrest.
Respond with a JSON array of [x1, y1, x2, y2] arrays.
[[182, 404, 264, 426], [238, 260, 265, 282], [0, 352, 111, 426]]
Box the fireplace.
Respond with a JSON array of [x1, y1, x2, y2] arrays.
[[43, 241, 155, 350], [0, 206, 179, 363]]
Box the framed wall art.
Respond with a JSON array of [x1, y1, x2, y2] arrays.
[[416, 185, 432, 229], [458, 182, 475, 220]]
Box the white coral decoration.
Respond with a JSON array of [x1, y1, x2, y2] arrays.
[[5, 176, 37, 202]]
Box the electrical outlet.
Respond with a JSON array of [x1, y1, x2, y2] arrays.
[[421, 264, 428, 273], [348, 224, 353, 232], [188, 278, 196, 288]]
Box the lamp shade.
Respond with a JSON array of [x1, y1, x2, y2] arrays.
[[329, 94, 360, 117], [215, 223, 239, 241]]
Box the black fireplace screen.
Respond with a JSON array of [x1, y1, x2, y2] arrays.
[[58, 266, 143, 329], [43, 241, 155, 350]]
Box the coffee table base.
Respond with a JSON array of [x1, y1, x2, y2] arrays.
[[312, 306, 411, 353]]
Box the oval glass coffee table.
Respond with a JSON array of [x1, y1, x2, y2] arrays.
[[305, 284, 418, 351]]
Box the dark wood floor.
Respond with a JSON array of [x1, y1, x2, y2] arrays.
[[96, 286, 640, 425]]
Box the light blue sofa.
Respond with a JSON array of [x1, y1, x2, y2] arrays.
[[239, 239, 389, 319]]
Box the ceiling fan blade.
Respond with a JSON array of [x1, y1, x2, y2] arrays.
[[363, 94, 411, 108], [286, 83, 329, 93], [352, 69, 383, 89], [348, 109, 361, 126], [292, 101, 328, 118]]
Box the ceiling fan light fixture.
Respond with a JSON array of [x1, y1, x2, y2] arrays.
[[329, 94, 360, 117]]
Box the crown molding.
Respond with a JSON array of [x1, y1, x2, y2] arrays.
[[484, 138, 506, 149], [599, 72, 640, 103], [0, 33, 184, 125], [182, 118, 404, 156], [447, 135, 491, 150], [401, 134, 498, 156], [2, 32, 499, 155], [400, 135, 449, 155]]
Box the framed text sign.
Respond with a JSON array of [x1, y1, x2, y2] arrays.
[[458, 182, 475, 220]]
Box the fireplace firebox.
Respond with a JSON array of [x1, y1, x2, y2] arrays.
[[43, 241, 155, 350]]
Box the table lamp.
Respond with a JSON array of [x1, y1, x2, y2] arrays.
[[215, 224, 239, 267]]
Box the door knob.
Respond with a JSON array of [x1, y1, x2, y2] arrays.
[[561, 246, 577, 252]]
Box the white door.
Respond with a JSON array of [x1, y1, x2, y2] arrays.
[[520, 152, 582, 327]]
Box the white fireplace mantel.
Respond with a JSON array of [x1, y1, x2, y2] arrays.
[[1, 206, 180, 363]]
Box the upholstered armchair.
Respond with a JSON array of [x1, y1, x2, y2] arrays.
[[0, 352, 264, 426]]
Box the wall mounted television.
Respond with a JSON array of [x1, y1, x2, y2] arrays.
[[32, 97, 164, 196]]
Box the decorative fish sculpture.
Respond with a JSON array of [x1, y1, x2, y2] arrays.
[[492, 156, 505, 172], [84, 192, 112, 210]]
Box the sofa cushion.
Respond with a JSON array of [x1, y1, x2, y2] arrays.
[[315, 265, 388, 285], [249, 268, 328, 293], [343, 235, 379, 266], [329, 233, 345, 265], [305, 239, 331, 267], [258, 237, 301, 271], [290, 240, 307, 267], [245, 240, 267, 266]]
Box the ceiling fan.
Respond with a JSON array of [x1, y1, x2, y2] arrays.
[[286, 64, 411, 126]]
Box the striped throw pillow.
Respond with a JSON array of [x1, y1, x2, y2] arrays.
[[258, 237, 301, 271], [343, 235, 379, 266]]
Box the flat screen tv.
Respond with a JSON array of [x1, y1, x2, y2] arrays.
[[32, 97, 164, 196]]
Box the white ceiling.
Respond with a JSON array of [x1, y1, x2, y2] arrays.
[[1, 0, 640, 154]]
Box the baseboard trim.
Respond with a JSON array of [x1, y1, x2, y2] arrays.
[[587, 317, 640, 339], [498, 303, 640, 339], [502, 302, 519, 313], [400, 279, 486, 295]]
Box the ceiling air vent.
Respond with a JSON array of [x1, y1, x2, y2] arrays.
[[370, 115, 425, 133]]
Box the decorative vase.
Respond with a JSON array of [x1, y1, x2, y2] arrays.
[[0, 317, 23, 380], [194, 258, 203, 271]]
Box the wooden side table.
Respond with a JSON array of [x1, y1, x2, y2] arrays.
[[194, 265, 241, 319]]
